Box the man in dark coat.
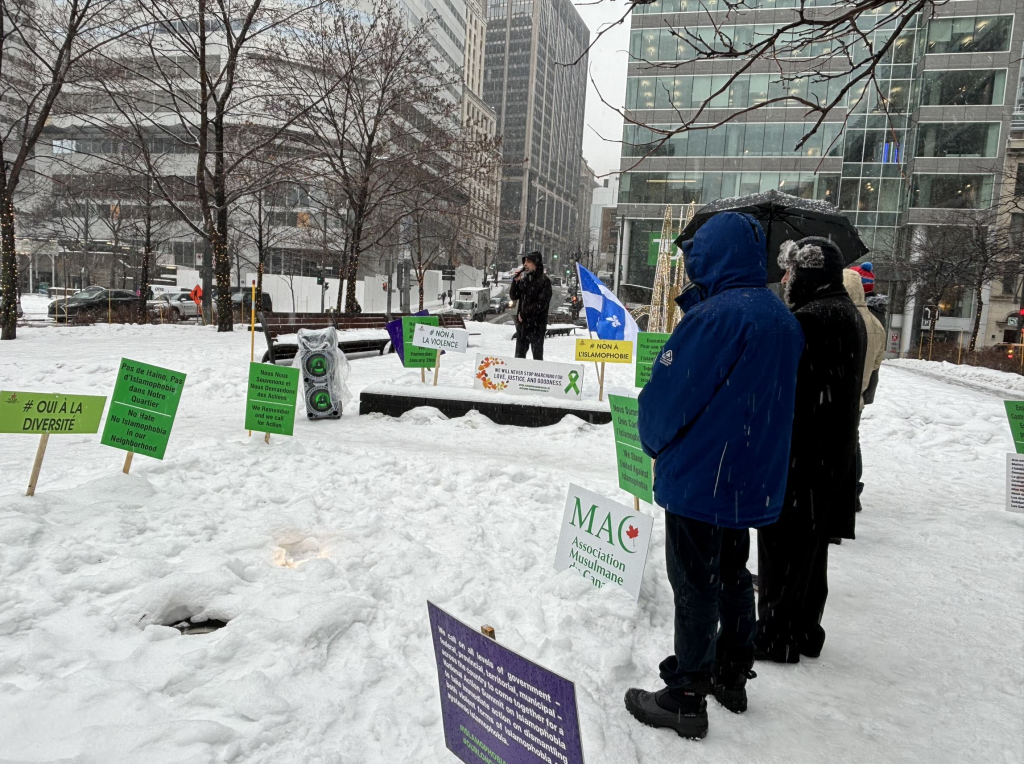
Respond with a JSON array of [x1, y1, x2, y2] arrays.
[[509, 251, 551, 360], [755, 236, 867, 664], [624, 212, 804, 740]]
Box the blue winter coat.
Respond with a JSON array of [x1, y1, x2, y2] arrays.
[[637, 212, 804, 529]]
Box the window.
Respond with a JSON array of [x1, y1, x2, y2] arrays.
[[52, 139, 76, 154], [915, 123, 1000, 158], [910, 174, 994, 209], [926, 15, 1013, 54], [921, 69, 1006, 106], [1015, 165, 1024, 197]]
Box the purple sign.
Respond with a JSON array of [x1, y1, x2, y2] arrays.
[[386, 310, 429, 364], [428, 602, 585, 764]]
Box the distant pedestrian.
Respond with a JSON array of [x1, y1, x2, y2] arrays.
[[850, 261, 875, 295], [509, 251, 551, 360], [625, 212, 803, 740], [844, 269, 885, 512], [755, 238, 867, 664]]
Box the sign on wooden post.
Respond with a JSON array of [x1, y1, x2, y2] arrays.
[[0, 390, 107, 496], [245, 362, 299, 437], [634, 332, 671, 388], [100, 358, 186, 471], [607, 394, 654, 505]]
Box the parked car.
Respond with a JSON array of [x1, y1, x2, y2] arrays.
[[48, 286, 139, 322], [488, 298, 506, 316], [231, 289, 273, 315], [149, 291, 200, 321]]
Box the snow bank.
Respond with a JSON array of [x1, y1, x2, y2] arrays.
[[0, 323, 1021, 762]]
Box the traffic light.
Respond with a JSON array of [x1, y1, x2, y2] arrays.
[[316, 275, 324, 285]]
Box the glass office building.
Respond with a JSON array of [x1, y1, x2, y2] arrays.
[[483, 0, 589, 266], [616, 0, 1024, 310]]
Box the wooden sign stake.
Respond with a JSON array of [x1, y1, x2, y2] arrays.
[[598, 362, 606, 401], [25, 432, 50, 497], [264, 432, 271, 444], [248, 280, 256, 437], [421, 367, 426, 383], [481, 624, 496, 640], [122, 451, 134, 474], [433, 353, 441, 386], [633, 496, 640, 512]]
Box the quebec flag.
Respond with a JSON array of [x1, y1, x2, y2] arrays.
[[576, 264, 639, 344]]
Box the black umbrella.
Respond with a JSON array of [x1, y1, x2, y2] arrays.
[[673, 189, 868, 283]]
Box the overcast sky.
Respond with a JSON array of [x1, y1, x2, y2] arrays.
[[574, 2, 631, 179]]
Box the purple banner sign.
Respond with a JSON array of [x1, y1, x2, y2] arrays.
[[428, 601, 585, 764], [386, 309, 429, 364]]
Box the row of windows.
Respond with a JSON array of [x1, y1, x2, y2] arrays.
[[622, 122, 845, 158], [619, 171, 840, 206], [632, 0, 846, 14], [625, 68, 1007, 113], [628, 15, 1011, 62], [629, 25, 918, 64], [926, 15, 1013, 55], [916, 122, 1000, 158], [621, 171, 996, 212]]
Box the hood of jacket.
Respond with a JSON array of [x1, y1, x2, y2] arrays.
[[843, 268, 867, 307], [523, 251, 544, 273], [678, 212, 767, 308]]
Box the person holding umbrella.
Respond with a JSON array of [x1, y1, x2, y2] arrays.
[[755, 237, 867, 663]]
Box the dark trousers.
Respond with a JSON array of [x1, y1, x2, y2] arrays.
[[514, 334, 544, 360], [756, 506, 830, 658], [855, 410, 864, 497], [660, 512, 755, 693]]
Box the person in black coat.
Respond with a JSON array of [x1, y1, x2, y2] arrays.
[[755, 236, 867, 664], [509, 251, 552, 360]]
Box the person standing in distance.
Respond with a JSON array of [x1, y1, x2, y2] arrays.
[[509, 251, 551, 360], [624, 212, 804, 740], [754, 238, 866, 664]]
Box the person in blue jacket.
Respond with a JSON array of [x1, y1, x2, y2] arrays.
[[624, 212, 804, 740]]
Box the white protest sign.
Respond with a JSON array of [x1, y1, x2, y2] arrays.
[[412, 323, 469, 354], [554, 483, 653, 601], [473, 354, 585, 400], [1006, 453, 1024, 513]]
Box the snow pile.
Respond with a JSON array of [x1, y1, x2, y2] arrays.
[[888, 358, 1024, 398], [0, 325, 1021, 762]]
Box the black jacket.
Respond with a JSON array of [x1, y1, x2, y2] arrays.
[[509, 264, 552, 342], [780, 238, 867, 540]]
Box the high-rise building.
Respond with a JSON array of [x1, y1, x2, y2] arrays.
[[483, 0, 589, 267], [461, 0, 501, 270], [616, 0, 1024, 351]]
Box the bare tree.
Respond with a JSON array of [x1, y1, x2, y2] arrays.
[[0, 0, 137, 339], [278, 0, 500, 313], [403, 190, 472, 310], [584, 0, 945, 163], [82, 0, 322, 331]]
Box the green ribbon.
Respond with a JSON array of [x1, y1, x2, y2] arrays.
[[564, 370, 581, 395]]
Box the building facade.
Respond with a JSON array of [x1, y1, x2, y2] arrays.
[[483, 0, 589, 267], [616, 0, 1024, 351], [460, 0, 501, 270]]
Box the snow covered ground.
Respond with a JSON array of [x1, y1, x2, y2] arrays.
[[1, 321, 1022, 763]]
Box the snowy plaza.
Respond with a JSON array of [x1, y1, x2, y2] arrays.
[[1, 317, 1021, 763]]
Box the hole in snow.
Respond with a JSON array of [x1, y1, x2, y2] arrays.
[[169, 618, 230, 636]]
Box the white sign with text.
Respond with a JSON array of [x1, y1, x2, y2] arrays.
[[1006, 453, 1024, 513], [554, 483, 653, 601], [473, 354, 585, 400], [412, 324, 469, 354]]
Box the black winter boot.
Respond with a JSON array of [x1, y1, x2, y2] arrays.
[[623, 687, 708, 740], [712, 665, 756, 714]]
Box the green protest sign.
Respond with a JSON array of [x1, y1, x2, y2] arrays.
[[100, 358, 186, 460], [616, 441, 654, 504], [607, 393, 654, 504], [0, 391, 106, 434], [245, 363, 300, 436], [402, 315, 440, 369], [1005, 401, 1024, 453], [634, 332, 671, 388]]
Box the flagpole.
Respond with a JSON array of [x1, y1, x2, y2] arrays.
[[577, 263, 602, 384]]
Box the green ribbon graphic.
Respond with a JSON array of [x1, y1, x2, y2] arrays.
[[564, 370, 581, 395]]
